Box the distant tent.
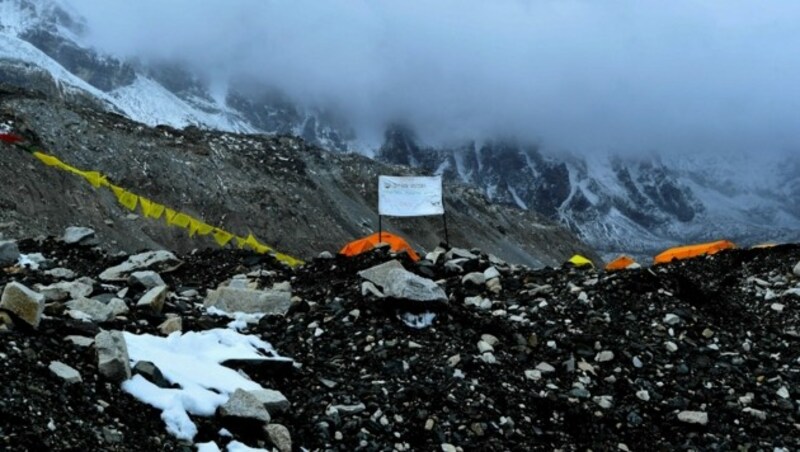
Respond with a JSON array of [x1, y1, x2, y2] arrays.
[[339, 231, 420, 261], [605, 255, 638, 271], [565, 254, 594, 269], [653, 240, 736, 265]]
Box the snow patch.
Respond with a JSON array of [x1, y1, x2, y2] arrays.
[[121, 329, 283, 441], [399, 311, 436, 329]]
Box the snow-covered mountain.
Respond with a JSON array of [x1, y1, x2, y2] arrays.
[[2, 0, 798, 261], [377, 127, 800, 259]]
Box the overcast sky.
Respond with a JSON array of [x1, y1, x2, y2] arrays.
[[67, 0, 800, 156]]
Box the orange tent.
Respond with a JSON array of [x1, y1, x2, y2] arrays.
[[605, 255, 637, 271], [653, 240, 736, 265], [339, 232, 420, 261]]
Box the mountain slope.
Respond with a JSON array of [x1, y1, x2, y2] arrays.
[[2, 0, 798, 262], [0, 83, 595, 267]]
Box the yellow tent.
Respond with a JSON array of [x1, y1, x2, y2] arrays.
[[566, 254, 594, 268], [654, 240, 735, 265]]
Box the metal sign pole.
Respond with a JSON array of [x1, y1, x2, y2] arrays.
[[442, 212, 450, 247], [378, 215, 383, 243]]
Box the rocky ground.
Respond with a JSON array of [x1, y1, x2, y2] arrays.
[[1, 231, 800, 451]]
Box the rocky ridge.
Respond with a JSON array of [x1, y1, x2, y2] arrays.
[[1, 231, 799, 450]]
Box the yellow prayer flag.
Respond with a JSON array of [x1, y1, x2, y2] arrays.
[[139, 197, 165, 220], [81, 171, 109, 188], [114, 188, 138, 211], [195, 222, 214, 236], [213, 229, 235, 247], [32, 151, 62, 167], [164, 208, 177, 225], [168, 212, 192, 229]]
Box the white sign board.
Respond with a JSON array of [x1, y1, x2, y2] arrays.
[[378, 176, 444, 217]]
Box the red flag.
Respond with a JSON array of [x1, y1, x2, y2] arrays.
[[0, 133, 23, 144]]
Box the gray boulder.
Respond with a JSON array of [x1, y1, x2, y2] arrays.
[[128, 271, 166, 289], [0, 281, 45, 328], [66, 297, 115, 322], [95, 330, 131, 382], [359, 260, 447, 304], [265, 424, 292, 452], [0, 240, 20, 267], [38, 278, 94, 302], [251, 389, 290, 414], [44, 267, 77, 280], [219, 388, 271, 423], [132, 361, 170, 388], [107, 298, 129, 316], [48, 361, 82, 384], [99, 251, 182, 281], [136, 286, 168, 313], [62, 226, 96, 245], [462, 272, 486, 286], [204, 287, 292, 315]]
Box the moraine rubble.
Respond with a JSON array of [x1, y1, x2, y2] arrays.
[[0, 232, 799, 450]]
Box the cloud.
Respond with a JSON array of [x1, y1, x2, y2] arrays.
[[67, 0, 800, 156]]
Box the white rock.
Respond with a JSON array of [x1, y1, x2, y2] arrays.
[[524, 370, 542, 381], [743, 407, 767, 420], [771, 303, 785, 313], [481, 334, 499, 347], [483, 267, 501, 280], [595, 351, 615, 363], [441, 443, 457, 452], [358, 260, 447, 304], [536, 362, 556, 373], [663, 313, 681, 325], [477, 340, 494, 353], [677, 410, 708, 425], [99, 250, 182, 281], [593, 395, 613, 409], [632, 356, 643, 368], [480, 353, 497, 364], [777, 386, 790, 399], [462, 272, 486, 286], [636, 390, 650, 401], [48, 361, 82, 384], [665, 341, 679, 352]]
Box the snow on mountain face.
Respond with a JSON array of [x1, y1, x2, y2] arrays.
[[378, 127, 800, 260], [1, 0, 798, 260]]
